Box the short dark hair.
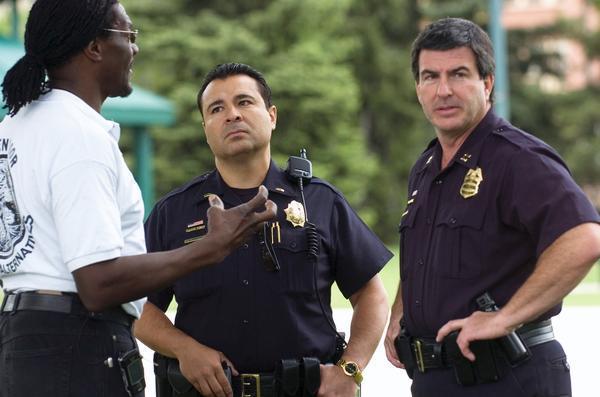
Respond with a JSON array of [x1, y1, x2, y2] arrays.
[[2, 0, 117, 116], [411, 17, 495, 83], [197, 63, 272, 116]]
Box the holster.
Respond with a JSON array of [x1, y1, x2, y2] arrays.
[[394, 326, 417, 379], [154, 353, 232, 397], [444, 332, 501, 386], [154, 353, 175, 397]]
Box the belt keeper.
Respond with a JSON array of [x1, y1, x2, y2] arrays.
[[413, 339, 426, 373]]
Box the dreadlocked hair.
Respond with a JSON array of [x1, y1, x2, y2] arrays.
[[2, 0, 118, 117]]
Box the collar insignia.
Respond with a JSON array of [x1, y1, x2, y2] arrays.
[[284, 200, 306, 227], [460, 167, 483, 199], [460, 153, 472, 162]]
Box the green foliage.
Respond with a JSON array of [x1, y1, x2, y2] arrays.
[[123, 0, 378, 225]]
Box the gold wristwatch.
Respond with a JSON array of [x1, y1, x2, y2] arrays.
[[336, 358, 363, 385]]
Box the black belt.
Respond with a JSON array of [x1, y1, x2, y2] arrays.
[[411, 319, 554, 372], [0, 291, 134, 327]]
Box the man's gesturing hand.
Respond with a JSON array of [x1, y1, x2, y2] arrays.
[[205, 185, 277, 262]]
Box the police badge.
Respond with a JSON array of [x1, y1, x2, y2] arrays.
[[284, 200, 305, 227], [460, 167, 483, 199]]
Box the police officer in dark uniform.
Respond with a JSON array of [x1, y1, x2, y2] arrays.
[[384, 17, 600, 397], [135, 63, 392, 397]]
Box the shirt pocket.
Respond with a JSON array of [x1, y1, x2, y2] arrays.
[[435, 207, 486, 279], [274, 226, 312, 294], [398, 206, 420, 281]]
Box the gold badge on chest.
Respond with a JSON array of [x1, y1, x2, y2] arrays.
[[284, 200, 306, 227], [460, 167, 483, 199]]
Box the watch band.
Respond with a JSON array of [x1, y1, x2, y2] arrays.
[[336, 358, 363, 385]]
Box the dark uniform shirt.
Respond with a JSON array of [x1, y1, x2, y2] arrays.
[[400, 110, 600, 337], [145, 161, 392, 373]]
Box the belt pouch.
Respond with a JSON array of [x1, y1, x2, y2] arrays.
[[166, 358, 196, 397], [275, 359, 300, 397], [154, 353, 175, 397], [301, 357, 320, 397], [470, 340, 500, 384], [394, 332, 416, 379], [446, 333, 500, 386], [445, 332, 476, 386]]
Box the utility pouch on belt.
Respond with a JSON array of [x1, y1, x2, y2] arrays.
[[274, 357, 321, 397], [301, 357, 320, 397], [275, 359, 301, 397], [118, 348, 146, 397], [394, 326, 417, 379], [445, 331, 500, 386]]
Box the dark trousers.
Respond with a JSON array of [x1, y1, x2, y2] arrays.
[[0, 309, 144, 397], [410, 340, 571, 397]]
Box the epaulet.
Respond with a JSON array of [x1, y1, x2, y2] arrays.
[[309, 177, 344, 197], [154, 171, 212, 207], [490, 123, 548, 151]]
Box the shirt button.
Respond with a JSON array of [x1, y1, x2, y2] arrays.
[[415, 300, 421, 306], [449, 217, 457, 224], [290, 241, 297, 248], [242, 279, 249, 286], [242, 319, 249, 325], [435, 179, 443, 185], [243, 243, 249, 249], [417, 259, 424, 266]]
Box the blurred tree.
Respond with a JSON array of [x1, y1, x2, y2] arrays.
[[123, 0, 379, 223], [344, 0, 432, 239]]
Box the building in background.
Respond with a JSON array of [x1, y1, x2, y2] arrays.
[[502, 0, 600, 92]]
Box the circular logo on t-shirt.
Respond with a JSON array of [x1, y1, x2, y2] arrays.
[[0, 139, 35, 274]]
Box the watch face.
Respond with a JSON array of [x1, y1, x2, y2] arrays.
[[344, 362, 357, 375]]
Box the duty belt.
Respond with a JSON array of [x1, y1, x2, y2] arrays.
[[0, 291, 134, 327], [411, 319, 554, 373]]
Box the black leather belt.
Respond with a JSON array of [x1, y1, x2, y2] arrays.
[[411, 319, 554, 372], [0, 291, 134, 327]]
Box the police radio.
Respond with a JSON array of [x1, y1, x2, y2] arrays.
[[285, 149, 348, 355], [285, 148, 312, 187]]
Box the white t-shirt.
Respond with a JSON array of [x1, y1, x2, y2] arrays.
[[0, 89, 146, 317]]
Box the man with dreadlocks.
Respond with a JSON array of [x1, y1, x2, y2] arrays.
[[0, 1, 276, 396]]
